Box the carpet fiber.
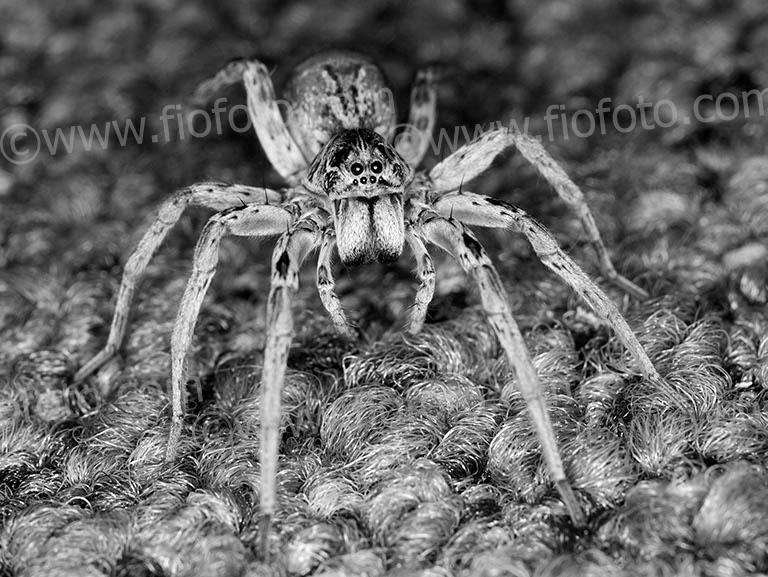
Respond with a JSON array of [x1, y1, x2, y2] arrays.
[[2, 1, 768, 575]]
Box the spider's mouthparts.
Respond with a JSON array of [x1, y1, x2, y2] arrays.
[[334, 194, 405, 265]]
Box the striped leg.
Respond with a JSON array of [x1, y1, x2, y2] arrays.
[[74, 183, 283, 384], [428, 128, 648, 299], [418, 214, 584, 526], [259, 217, 322, 559], [431, 192, 659, 380]]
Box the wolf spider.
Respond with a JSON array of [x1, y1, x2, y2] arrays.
[[76, 51, 659, 554]]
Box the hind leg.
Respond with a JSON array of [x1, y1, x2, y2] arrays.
[[395, 66, 439, 167], [192, 59, 308, 184]]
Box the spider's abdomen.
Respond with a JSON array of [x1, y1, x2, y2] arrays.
[[284, 51, 396, 160]]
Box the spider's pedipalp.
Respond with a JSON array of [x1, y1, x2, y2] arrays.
[[166, 203, 297, 462], [260, 216, 323, 559], [74, 183, 284, 385], [432, 191, 659, 380], [316, 228, 353, 337], [192, 59, 308, 185], [395, 66, 439, 168], [428, 128, 648, 299], [417, 214, 584, 526], [405, 224, 436, 333]]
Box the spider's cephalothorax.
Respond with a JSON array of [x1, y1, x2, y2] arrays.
[[305, 127, 413, 265], [284, 52, 397, 159], [76, 50, 662, 561]]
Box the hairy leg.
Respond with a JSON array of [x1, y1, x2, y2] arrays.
[[259, 216, 322, 559], [428, 128, 648, 299], [395, 66, 438, 168], [417, 214, 584, 526], [192, 59, 308, 185], [165, 203, 297, 463], [428, 128, 513, 192], [431, 192, 659, 380], [405, 224, 436, 333], [74, 183, 283, 384], [316, 228, 353, 337]]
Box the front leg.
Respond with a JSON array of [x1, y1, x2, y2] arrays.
[[192, 59, 308, 185], [432, 192, 659, 380], [74, 183, 284, 384], [165, 203, 297, 463], [428, 128, 648, 300], [259, 218, 321, 559], [417, 215, 584, 527]]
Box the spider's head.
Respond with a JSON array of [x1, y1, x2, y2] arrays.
[[305, 128, 413, 200], [304, 128, 413, 266]]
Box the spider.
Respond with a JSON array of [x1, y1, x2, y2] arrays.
[[75, 51, 660, 555]]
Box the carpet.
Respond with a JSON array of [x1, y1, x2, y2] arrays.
[[2, 1, 768, 575]]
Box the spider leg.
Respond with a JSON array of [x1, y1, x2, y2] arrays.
[[165, 203, 297, 463], [316, 228, 353, 337], [395, 66, 438, 168], [405, 223, 436, 333], [416, 214, 584, 526], [428, 128, 648, 299], [259, 217, 322, 559], [431, 192, 659, 380], [191, 59, 308, 185], [74, 183, 284, 384], [428, 128, 513, 192]]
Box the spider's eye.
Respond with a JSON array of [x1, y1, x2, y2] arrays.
[[370, 160, 383, 174], [350, 162, 364, 175]]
